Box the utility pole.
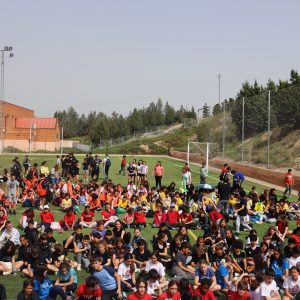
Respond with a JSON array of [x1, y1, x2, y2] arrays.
[[218, 74, 225, 157], [60, 126, 64, 155]]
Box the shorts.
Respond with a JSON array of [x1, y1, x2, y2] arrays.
[[8, 193, 17, 203]]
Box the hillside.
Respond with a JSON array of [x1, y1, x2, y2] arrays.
[[104, 114, 300, 171]]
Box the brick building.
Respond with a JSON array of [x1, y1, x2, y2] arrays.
[[0, 100, 60, 152]]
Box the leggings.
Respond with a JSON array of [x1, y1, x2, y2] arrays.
[[46, 285, 68, 300], [155, 176, 162, 188]]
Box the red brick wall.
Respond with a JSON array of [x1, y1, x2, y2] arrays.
[[2, 102, 59, 142], [169, 150, 300, 190]]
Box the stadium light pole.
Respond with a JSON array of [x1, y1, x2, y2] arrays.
[[217, 74, 221, 106], [267, 90, 271, 169], [241, 97, 245, 163], [1, 46, 14, 101]]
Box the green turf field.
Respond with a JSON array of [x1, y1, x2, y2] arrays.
[[0, 154, 296, 298]]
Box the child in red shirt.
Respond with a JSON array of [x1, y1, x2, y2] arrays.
[[59, 207, 76, 231], [208, 208, 224, 224], [134, 207, 146, 228], [157, 280, 181, 300], [166, 205, 180, 228], [40, 205, 54, 230], [76, 276, 102, 300], [0, 210, 7, 231], [230, 281, 250, 300], [194, 278, 216, 300], [128, 278, 152, 300]]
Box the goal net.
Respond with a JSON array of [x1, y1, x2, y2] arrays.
[[186, 142, 219, 171]]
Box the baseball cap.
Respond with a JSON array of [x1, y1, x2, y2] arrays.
[[44, 205, 49, 209], [170, 204, 176, 208]]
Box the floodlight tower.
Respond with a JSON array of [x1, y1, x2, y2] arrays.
[[1, 46, 14, 100]]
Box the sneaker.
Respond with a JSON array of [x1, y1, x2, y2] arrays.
[[3, 271, 12, 275], [256, 221, 263, 224], [77, 264, 81, 271]]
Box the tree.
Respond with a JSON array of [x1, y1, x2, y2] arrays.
[[164, 102, 176, 125], [290, 69, 300, 85], [266, 79, 277, 91], [278, 79, 289, 90], [202, 103, 210, 118], [212, 103, 222, 115]]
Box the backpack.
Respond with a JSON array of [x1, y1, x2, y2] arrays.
[[105, 158, 111, 167]]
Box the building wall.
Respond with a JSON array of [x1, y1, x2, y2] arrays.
[[3, 140, 60, 152], [0, 101, 59, 142], [6, 127, 60, 142]]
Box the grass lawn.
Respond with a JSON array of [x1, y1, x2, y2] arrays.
[[0, 154, 297, 298]]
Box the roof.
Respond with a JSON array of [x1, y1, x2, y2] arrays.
[[0, 100, 34, 113], [15, 118, 58, 129]]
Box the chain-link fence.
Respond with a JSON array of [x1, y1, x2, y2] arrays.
[[73, 123, 183, 153]]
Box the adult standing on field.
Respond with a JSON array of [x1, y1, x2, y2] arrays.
[[119, 155, 127, 176], [284, 169, 294, 197], [103, 154, 111, 181], [200, 162, 208, 184], [153, 161, 164, 189], [6, 175, 19, 215], [217, 176, 231, 214]]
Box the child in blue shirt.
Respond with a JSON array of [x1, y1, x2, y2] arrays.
[[33, 264, 70, 300], [55, 262, 77, 294]]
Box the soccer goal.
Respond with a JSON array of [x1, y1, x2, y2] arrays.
[[186, 142, 219, 171]]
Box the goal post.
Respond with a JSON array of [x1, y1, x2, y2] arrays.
[[186, 141, 219, 172]]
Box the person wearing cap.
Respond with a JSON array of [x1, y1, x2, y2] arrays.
[[40, 205, 54, 231], [79, 206, 97, 228]]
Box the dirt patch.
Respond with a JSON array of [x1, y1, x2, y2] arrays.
[[139, 144, 150, 153]]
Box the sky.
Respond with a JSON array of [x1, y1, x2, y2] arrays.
[[1, 1, 299, 117]]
